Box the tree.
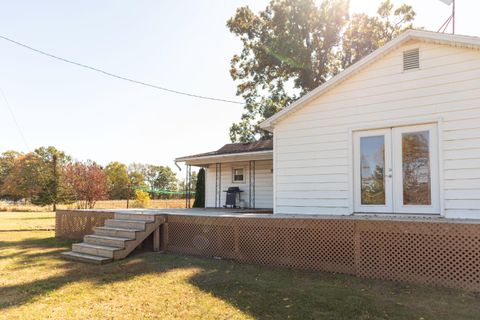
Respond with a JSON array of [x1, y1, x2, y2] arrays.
[[192, 168, 205, 208], [0, 150, 23, 201], [143, 165, 179, 199], [65, 161, 108, 209], [341, 1, 415, 68], [104, 161, 129, 199], [228, 0, 415, 142], [189, 171, 197, 193], [1, 153, 42, 202], [31, 147, 74, 210], [127, 164, 147, 198], [179, 170, 197, 197]]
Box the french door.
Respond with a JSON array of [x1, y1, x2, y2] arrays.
[[354, 124, 440, 214]]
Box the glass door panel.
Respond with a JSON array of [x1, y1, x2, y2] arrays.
[[402, 131, 431, 205], [393, 124, 439, 214], [360, 136, 386, 205], [354, 129, 393, 213]]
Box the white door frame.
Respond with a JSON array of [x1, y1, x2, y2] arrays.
[[353, 123, 440, 215], [353, 129, 393, 213], [392, 124, 440, 214]]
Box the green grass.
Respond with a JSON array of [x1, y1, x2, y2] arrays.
[[0, 212, 479, 319]]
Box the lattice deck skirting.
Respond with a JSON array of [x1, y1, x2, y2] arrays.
[[56, 210, 114, 240], [56, 211, 480, 292]]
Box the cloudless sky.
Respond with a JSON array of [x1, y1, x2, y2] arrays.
[[0, 0, 478, 175]]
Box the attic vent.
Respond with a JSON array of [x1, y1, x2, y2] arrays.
[[403, 48, 420, 71]]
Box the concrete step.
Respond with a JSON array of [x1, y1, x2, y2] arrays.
[[114, 212, 156, 222], [94, 226, 141, 238], [61, 251, 112, 264], [72, 243, 120, 258], [104, 219, 147, 230], [84, 234, 132, 248]]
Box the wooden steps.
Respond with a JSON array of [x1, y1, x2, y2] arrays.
[[61, 251, 112, 264], [61, 212, 165, 264], [94, 226, 142, 238]]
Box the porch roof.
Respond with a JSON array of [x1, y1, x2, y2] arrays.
[[175, 140, 273, 166]]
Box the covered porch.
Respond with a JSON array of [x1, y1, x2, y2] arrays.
[[175, 140, 273, 209]]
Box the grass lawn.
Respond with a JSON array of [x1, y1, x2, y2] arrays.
[[0, 212, 479, 320]]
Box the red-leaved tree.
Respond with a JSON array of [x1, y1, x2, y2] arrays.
[[65, 160, 107, 209]]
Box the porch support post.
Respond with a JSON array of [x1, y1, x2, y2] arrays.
[[153, 226, 160, 252], [249, 161, 252, 208], [215, 163, 218, 208], [185, 165, 191, 208], [252, 160, 256, 209], [160, 222, 168, 252], [215, 163, 221, 208], [248, 160, 256, 209]]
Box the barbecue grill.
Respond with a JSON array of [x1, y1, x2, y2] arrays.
[[223, 187, 243, 208]]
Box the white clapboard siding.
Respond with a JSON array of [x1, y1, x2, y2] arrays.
[[273, 40, 480, 218], [276, 174, 348, 184], [204, 166, 215, 207], [444, 169, 480, 180], [276, 182, 349, 192], [444, 128, 480, 140], [204, 160, 273, 208], [445, 189, 480, 200], [443, 149, 480, 160], [444, 179, 480, 190], [276, 190, 349, 199], [444, 139, 480, 151], [275, 149, 347, 161]]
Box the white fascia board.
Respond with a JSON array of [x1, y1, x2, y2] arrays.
[[175, 150, 273, 166]]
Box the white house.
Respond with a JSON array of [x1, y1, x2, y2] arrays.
[[177, 30, 480, 219]]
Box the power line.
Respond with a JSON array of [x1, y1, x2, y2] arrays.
[[0, 87, 29, 148], [0, 86, 80, 207], [0, 34, 244, 105]]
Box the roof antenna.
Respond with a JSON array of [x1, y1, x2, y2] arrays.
[[437, 0, 455, 34]]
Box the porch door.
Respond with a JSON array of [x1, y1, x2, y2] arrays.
[[392, 124, 440, 214], [354, 129, 393, 213], [354, 124, 439, 214]]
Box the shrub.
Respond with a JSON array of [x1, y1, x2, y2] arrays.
[[192, 168, 205, 208], [132, 189, 150, 208]]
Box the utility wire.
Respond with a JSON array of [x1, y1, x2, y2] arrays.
[[0, 34, 244, 105], [0, 86, 79, 208], [0, 87, 29, 148]]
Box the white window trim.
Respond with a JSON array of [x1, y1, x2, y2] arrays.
[[232, 167, 246, 183]]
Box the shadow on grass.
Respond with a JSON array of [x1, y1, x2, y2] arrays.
[[1, 236, 479, 320], [0, 237, 70, 249]]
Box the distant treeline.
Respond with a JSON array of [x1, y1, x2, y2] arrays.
[[0, 146, 196, 210]]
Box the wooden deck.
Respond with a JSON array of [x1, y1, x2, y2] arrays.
[[56, 209, 480, 292]]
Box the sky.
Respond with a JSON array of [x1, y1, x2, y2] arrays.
[[0, 0, 478, 174]]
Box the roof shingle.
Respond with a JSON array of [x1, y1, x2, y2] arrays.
[[177, 139, 273, 160]]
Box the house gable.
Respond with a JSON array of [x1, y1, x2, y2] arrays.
[[261, 30, 480, 131], [275, 39, 480, 131]]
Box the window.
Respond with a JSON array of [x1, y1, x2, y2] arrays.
[[232, 167, 245, 183]]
